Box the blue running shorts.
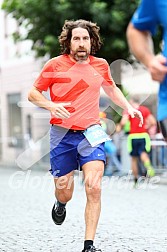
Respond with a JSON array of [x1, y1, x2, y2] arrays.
[[49, 125, 106, 177]]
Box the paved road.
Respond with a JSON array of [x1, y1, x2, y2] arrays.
[[0, 167, 167, 252]]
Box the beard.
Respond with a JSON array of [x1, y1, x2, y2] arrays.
[[71, 49, 90, 62]]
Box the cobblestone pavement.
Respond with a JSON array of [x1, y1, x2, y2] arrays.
[[0, 167, 167, 252]]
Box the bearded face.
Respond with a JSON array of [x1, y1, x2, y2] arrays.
[[70, 27, 91, 62]]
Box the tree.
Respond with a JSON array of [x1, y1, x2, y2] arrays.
[[2, 0, 141, 63], [1, 0, 161, 123]]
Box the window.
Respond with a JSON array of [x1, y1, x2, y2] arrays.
[[7, 93, 23, 147]]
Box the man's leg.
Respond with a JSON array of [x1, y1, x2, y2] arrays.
[[82, 160, 104, 242], [131, 156, 138, 180], [140, 152, 155, 177], [54, 170, 74, 203], [52, 171, 74, 225]]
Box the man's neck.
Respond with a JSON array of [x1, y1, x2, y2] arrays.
[[68, 55, 90, 64]]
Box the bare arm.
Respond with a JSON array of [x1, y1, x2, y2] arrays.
[[28, 86, 71, 119], [119, 114, 129, 129], [127, 23, 154, 67], [127, 23, 167, 82], [102, 84, 143, 126], [146, 114, 157, 129]]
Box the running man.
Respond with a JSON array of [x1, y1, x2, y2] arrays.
[[120, 98, 156, 186], [28, 19, 143, 252]]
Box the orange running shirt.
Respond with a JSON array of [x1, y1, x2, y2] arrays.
[[33, 54, 114, 130]]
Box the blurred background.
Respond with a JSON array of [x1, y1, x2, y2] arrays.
[[0, 0, 166, 174], [1, 1, 167, 251]]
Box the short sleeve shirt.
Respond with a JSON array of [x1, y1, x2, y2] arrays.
[[33, 55, 114, 129]]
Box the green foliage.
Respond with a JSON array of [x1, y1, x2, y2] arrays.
[[1, 0, 162, 121], [2, 0, 141, 63]]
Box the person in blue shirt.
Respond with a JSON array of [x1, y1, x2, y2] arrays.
[[126, 0, 167, 141]]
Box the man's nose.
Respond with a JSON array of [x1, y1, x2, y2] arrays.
[[79, 39, 84, 46]]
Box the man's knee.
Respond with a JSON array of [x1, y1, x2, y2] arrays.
[[85, 183, 101, 202], [54, 173, 74, 202], [56, 188, 73, 203]]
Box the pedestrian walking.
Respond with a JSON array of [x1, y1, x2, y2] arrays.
[[28, 19, 143, 252]]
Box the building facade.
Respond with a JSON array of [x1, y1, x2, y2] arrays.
[[0, 2, 50, 165]]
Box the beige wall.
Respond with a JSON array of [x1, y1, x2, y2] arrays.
[[0, 5, 50, 165], [0, 58, 50, 163]]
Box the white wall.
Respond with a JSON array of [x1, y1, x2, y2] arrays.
[[0, 0, 33, 63]]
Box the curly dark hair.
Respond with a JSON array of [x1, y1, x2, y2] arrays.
[[58, 19, 103, 55]]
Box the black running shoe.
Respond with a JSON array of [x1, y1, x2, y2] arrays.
[[51, 203, 66, 225], [82, 245, 102, 252]]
